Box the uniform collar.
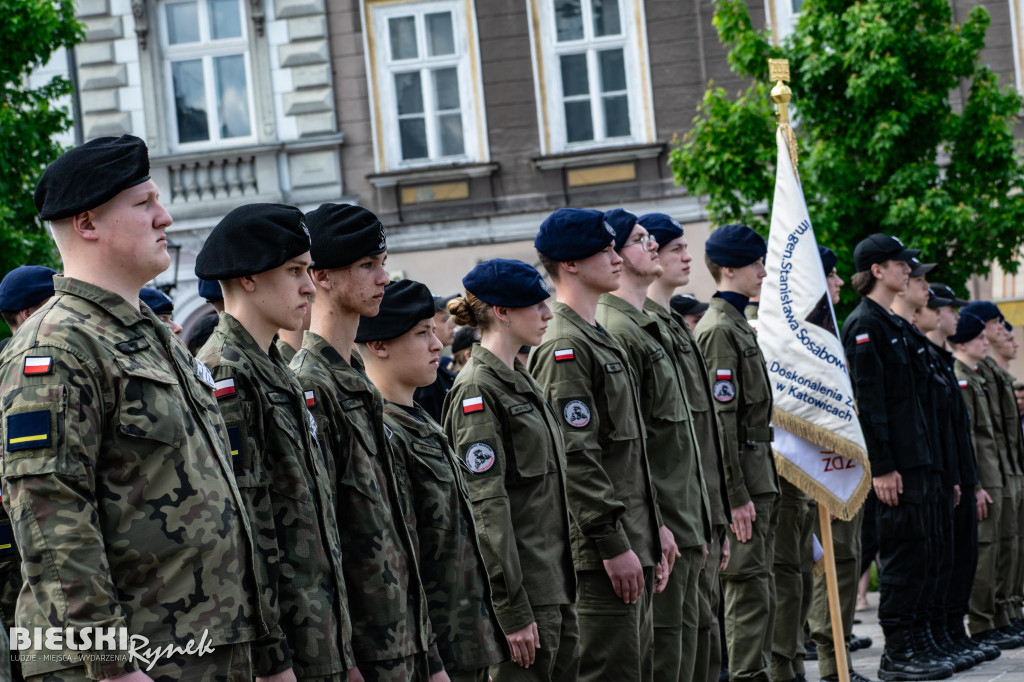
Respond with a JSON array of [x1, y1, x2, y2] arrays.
[[598, 293, 659, 332], [708, 295, 753, 331], [550, 301, 621, 352], [54, 276, 150, 327], [713, 291, 749, 316], [300, 330, 374, 393], [386, 400, 442, 438], [467, 343, 535, 395], [215, 312, 294, 386]]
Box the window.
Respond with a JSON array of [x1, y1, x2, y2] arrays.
[[529, 0, 654, 154], [768, 0, 802, 43], [365, 0, 488, 170], [160, 0, 256, 149]]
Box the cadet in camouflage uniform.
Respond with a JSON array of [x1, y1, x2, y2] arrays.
[[357, 279, 507, 681], [528, 208, 664, 682], [642, 213, 731, 682], [290, 204, 444, 681], [442, 259, 579, 682], [595, 209, 710, 682], [2, 135, 261, 680], [693, 225, 779, 682], [194, 203, 354, 681]]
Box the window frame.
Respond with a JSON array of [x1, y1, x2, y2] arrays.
[[159, 0, 259, 152], [527, 0, 656, 155], [363, 0, 489, 172]]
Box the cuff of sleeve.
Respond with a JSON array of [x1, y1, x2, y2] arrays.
[[595, 527, 632, 560], [871, 459, 896, 477], [726, 486, 750, 508], [494, 601, 536, 636], [427, 645, 445, 675], [251, 628, 293, 677], [85, 651, 140, 680]]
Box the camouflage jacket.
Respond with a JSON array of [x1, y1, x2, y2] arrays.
[[441, 345, 575, 635], [197, 313, 353, 677], [527, 301, 662, 571], [383, 401, 507, 673], [0, 277, 262, 679], [290, 332, 438, 666], [596, 294, 711, 549], [644, 298, 731, 526]]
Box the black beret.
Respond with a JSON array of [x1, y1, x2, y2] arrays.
[[605, 208, 638, 250], [197, 277, 223, 302], [356, 280, 435, 343], [670, 294, 709, 317], [705, 224, 767, 267], [451, 326, 479, 354], [196, 204, 310, 280], [0, 266, 56, 312], [433, 294, 457, 313], [35, 135, 151, 220], [949, 312, 986, 344], [927, 283, 968, 309], [463, 258, 550, 308], [908, 257, 937, 277], [639, 213, 683, 249], [535, 208, 616, 261], [853, 233, 920, 272], [961, 301, 1004, 323], [306, 203, 386, 269], [139, 286, 174, 315], [818, 246, 838, 274]]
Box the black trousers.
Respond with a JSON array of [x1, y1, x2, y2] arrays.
[[875, 468, 930, 634], [948, 486, 980, 619], [924, 475, 955, 623]]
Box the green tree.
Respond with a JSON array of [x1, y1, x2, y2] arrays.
[[669, 0, 1024, 308], [0, 0, 83, 279]]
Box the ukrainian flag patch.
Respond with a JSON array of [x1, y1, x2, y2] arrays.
[[227, 426, 242, 464], [6, 411, 51, 452]]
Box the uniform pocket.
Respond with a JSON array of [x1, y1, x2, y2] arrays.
[[411, 441, 455, 530], [266, 403, 312, 504], [499, 397, 556, 481], [115, 361, 185, 448], [600, 367, 640, 442]]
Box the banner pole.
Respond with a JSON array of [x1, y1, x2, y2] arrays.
[[817, 503, 851, 682]]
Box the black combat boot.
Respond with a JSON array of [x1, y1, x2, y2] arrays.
[[925, 621, 973, 672], [878, 628, 954, 682]]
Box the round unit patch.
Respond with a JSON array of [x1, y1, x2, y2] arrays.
[[465, 442, 496, 473], [712, 380, 736, 403], [563, 400, 591, 428]]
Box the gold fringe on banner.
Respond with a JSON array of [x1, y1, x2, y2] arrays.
[[771, 407, 872, 521]]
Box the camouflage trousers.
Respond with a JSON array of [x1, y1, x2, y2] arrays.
[[490, 603, 580, 682], [358, 652, 431, 682], [576, 567, 654, 682], [25, 642, 251, 682]]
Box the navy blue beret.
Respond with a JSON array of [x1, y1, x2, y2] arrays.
[[306, 203, 386, 269], [35, 135, 151, 221], [949, 312, 986, 344], [197, 277, 223, 302], [356, 279, 435, 343], [853, 233, 920, 272], [535, 208, 615, 261], [139, 286, 174, 315], [705, 224, 767, 267], [0, 266, 57, 312], [961, 301, 1003, 323], [604, 208, 638, 250], [818, 246, 838, 274], [639, 213, 683, 249], [463, 258, 550, 308], [196, 204, 310, 280], [1005, 320, 1013, 334], [670, 294, 708, 317]]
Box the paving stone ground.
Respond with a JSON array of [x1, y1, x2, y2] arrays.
[[804, 591, 1024, 682]]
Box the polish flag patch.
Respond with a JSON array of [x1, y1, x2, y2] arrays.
[[305, 390, 315, 407], [856, 333, 870, 345], [462, 396, 484, 414], [958, 380, 968, 389], [23, 357, 53, 375], [716, 369, 732, 381], [214, 378, 236, 399], [554, 348, 575, 362]]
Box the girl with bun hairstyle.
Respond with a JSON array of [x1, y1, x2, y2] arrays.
[[441, 259, 580, 682]]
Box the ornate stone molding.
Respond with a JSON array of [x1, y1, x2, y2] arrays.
[[131, 0, 148, 49], [249, 0, 265, 36]]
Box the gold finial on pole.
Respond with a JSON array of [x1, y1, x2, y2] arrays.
[[769, 58, 799, 174]]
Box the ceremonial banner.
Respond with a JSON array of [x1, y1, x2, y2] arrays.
[[758, 126, 871, 520]]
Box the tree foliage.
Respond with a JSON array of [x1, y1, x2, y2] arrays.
[[0, 0, 83, 277], [669, 0, 1024, 309]]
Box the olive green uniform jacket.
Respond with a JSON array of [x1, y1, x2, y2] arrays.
[[442, 344, 576, 635], [980, 357, 1024, 477], [0, 277, 262, 679], [956, 360, 1007, 490], [198, 313, 353, 677], [527, 301, 661, 571], [693, 297, 779, 506], [384, 401, 507, 674], [596, 294, 712, 549], [290, 332, 440, 668]]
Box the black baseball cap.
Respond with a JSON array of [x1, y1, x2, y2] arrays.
[[853, 234, 920, 272]]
